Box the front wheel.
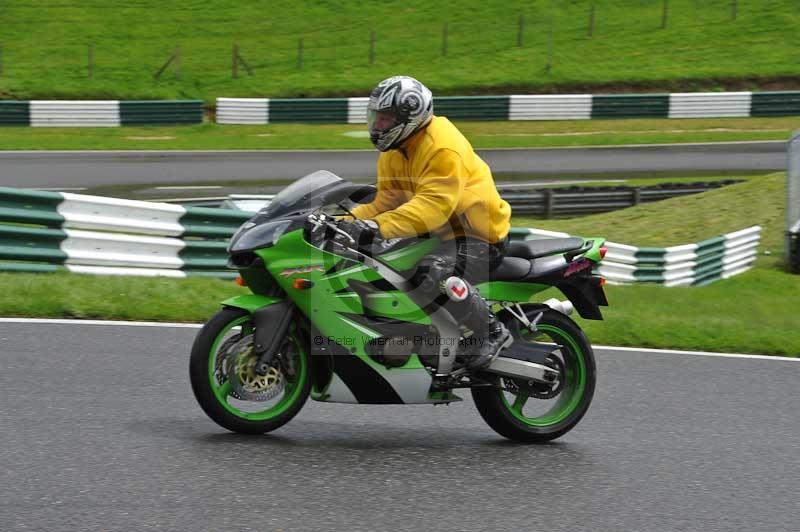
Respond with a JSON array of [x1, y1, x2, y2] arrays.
[[189, 307, 312, 434], [472, 308, 596, 443]]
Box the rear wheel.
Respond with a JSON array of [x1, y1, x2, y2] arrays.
[[189, 307, 312, 434], [472, 308, 596, 443]]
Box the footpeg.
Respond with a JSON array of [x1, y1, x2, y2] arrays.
[[429, 374, 450, 392]]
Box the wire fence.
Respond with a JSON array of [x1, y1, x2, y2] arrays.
[[0, 0, 792, 90]]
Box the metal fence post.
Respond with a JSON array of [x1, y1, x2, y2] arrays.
[[233, 43, 238, 78], [154, 47, 179, 80], [544, 189, 555, 218], [787, 131, 800, 273]]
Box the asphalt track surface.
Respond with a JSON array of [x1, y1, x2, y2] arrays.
[[0, 141, 786, 188], [2, 320, 799, 532]]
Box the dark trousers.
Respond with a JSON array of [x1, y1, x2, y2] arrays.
[[411, 237, 508, 334]]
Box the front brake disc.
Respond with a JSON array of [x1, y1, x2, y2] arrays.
[[224, 335, 286, 402]]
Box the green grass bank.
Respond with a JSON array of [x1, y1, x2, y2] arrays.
[[0, 0, 798, 101]]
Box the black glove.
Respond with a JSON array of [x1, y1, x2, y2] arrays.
[[303, 213, 335, 241], [336, 219, 380, 248]]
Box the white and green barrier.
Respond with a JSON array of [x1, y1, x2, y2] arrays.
[[1, 187, 760, 285], [0, 187, 249, 278], [215, 91, 800, 124], [509, 226, 761, 286], [0, 101, 203, 127]]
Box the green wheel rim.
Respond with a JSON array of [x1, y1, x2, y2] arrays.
[[207, 315, 307, 421], [500, 323, 587, 427]]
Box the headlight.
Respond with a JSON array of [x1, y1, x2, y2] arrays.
[[228, 220, 291, 253]]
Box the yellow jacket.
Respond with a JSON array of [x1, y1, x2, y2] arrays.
[[352, 116, 511, 243]]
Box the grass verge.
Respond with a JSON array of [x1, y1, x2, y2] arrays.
[[0, 1, 797, 100], [0, 117, 795, 151], [0, 273, 248, 323], [0, 174, 795, 356]]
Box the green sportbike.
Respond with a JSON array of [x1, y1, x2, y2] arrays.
[[190, 171, 609, 443]]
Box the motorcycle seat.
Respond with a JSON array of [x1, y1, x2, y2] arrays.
[[506, 237, 585, 259], [489, 256, 533, 281]]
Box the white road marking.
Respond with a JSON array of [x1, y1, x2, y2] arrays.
[[154, 186, 223, 190], [593, 345, 800, 362], [0, 318, 202, 328], [0, 318, 797, 361], [33, 187, 88, 191]]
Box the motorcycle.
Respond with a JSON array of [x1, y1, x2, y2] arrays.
[[189, 171, 608, 443]]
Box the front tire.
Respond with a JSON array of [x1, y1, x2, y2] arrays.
[[472, 308, 596, 443], [189, 307, 312, 434]]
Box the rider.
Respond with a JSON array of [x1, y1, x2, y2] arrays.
[[336, 75, 513, 370]]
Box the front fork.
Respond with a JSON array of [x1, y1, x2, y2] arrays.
[[222, 296, 295, 377]]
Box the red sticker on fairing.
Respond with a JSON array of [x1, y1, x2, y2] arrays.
[[280, 265, 325, 277], [445, 277, 469, 301]]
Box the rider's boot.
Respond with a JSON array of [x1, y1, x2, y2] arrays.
[[455, 291, 513, 370]]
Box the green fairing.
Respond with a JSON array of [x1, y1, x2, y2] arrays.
[[377, 238, 440, 271], [362, 292, 430, 324], [475, 281, 549, 302], [583, 237, 607, 263], [222, 294, 283, 313], [253, 229, 431, 374]]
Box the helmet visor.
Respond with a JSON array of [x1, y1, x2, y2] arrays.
[[367, 107, 401, 136]]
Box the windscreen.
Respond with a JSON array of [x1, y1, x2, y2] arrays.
[[257, 170, 344, 219]]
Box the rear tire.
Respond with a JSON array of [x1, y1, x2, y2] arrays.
[[189, 307, 312, 434], [472, 308, 596, 443]]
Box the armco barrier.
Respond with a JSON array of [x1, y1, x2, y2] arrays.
[[591, 94, 670, 119], [510, 226, 761, 286], [751, 92, 800, 117], [0, 100, 203, 127], [269, 98, 349, 123], [0, 188, 760, 285], [500, 181, 740, 217], [0, 101, 31, 125], [216, 98, 269, 125], [434, 96, 510, 120], [215, 90, 800, 124], [509, 95, 592, 121], [120, 101, 204, 125], [30, 101, 119, 127], [0, 188, 249, 278], [669, 92, 751, 119]]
